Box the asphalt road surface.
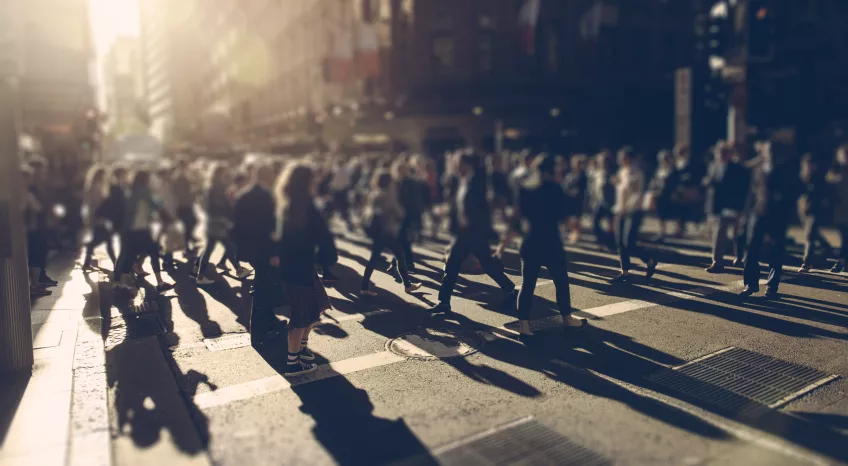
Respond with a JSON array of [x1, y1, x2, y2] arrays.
[[103, 219, 848, 466]]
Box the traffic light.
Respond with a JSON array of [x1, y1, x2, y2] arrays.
[[748, 0, 775, 62]]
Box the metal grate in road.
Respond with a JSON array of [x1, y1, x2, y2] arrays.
[[106, 313, 166, 347], [204, 333, 251, 352], [431, 417, 610, 466], [647, 347, 838, 417]]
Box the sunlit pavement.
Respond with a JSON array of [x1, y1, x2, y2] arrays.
[[11, 221, 846, 466]]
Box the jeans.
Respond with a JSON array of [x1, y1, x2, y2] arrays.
[[802, 215, 833, 265], [743, 214, 787, 291], [84, 223, 117, 267], [177, 206, 197, 249], [615, 212, 653, 272], [114, 230, 159, 280], [592, 205, 615, 249], [710, 214, 739, 266], [438, 233, 514, 304], [518, 243, 572, 321]]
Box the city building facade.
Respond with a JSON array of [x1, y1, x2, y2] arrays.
[[103, 37, 143, 136]]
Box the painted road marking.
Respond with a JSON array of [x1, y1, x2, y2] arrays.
[[194, 351, 405, 409]]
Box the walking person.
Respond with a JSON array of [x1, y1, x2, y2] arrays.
[[172, 156, 200, 256], [646, 150, 680, 240], [270, 163, 337, 376], [563, 154, 589, 244], [611, 147, 659, 283], [827, 146, 848, 274], [21, 165, 51, 296], [589, 150, 617, 251], [360, 170, 422, 296], [195, 163, 249, 285], [798, 153, 834, 273], [496, 155, 587, 343], [81, 165, 118, 271], [390, 158, 423, 275], [429, 152, 517, 314], [740, 140, 801, 299], [703, 142, 749, 273], [112, 170, 172, 293], [233, 161, 281, 348]]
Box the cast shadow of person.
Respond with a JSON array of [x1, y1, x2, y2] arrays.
[[258, 349, 439, 465]]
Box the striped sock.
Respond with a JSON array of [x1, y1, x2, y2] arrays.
[[301, 337, 308, 348]]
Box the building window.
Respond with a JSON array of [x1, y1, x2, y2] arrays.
[[431, 34, 455, 75]]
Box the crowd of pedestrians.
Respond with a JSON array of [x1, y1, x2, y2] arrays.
[[17, 138, 848, 375]]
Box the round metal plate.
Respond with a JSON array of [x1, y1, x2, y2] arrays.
[[386, 328, 483, 360]]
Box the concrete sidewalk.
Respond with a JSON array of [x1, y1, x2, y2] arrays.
[[0, 253, 110, 466]]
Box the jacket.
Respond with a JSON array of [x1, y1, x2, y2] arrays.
[[233, 184, 276, 263], [273, 201, 337, 285], [450, 172, 492, 236], [704, 161, 749, 215], [748, 161, 801, 220]]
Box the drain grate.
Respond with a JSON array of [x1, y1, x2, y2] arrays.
[[647, 347, 838, 417], [431, 417, 609, 466], [106, 313, 165, 347], [204, 333, 251, 352]]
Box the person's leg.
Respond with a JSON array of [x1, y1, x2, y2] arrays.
[[470, 236, 514, 292], [592, 207, 605, 245], [221, 236, 240, 270], [710, 215, 725, 266], [437, 236, 471, 305], [616, 214, 631, 273], [400, 227, 415, 270], [517, 253, 541, 324], [802, 216, 816, 266], [103, 227, 118, 267], [145, 233, 164, 286], [197, 235, 216, 276], [743, 216, 764, 290], [387, 239, 414, 288], [766, 221, 788, 294], [543, 246, 584, 328], [249, 263, 276, 342], [627, 212, 654, 265], [361, 239, 384, 291]]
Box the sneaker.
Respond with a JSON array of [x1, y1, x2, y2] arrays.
[[705, 263, 724, 274], [405, 283, 422, 293], [299, 347, 316, 362], [156, 283, 175, 293], [195, 276, 215, 285], [739, 286, 758, 297], [360, 289, 378, 297], [764, 289, 779, 300], [236, 267, 252, 279], [284, 360, 317, 376], [30, 286, 52, 296], [797, 264, 811, 273], [831, 262, 844, 274]]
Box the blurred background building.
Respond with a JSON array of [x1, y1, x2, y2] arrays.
[[102, 36, 143, 136]]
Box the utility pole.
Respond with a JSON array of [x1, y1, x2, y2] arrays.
[[0, 0, 33, 373]]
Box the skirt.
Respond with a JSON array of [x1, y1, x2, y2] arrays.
[[282, 274, 332, 328]]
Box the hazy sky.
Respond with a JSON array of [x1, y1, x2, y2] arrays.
[[89, 0, 139, 60]]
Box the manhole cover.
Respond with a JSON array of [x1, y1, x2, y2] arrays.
[[430, 416, 610, 466], [647, 347, 838, 417], [386, 328, 482, 360], [204, 333, 251, 352]]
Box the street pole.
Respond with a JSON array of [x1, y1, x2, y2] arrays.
[[0, 0, 33, 373]]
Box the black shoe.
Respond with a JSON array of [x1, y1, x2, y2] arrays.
[[284, 360, 317, 376], [705, 263, 724, 274], [764, 289, 779, 300], [40, 274, 59, 286], [739, 286, 758, 297], [501, 288, 518, 309], [646, 260, 658, 279], [518, 333, 540, 345], [429, 302, 452, 314], [564, 319, 589, 333], [299, 347, 316, 362], [831, 262, 844, 274]]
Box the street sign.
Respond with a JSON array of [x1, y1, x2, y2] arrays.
[[675, 68, 692, 149]]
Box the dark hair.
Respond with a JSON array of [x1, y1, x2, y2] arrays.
[[533, 154, 556, 176], [371, 170, 392, 189], [130, 169, 151, 193], [275, 163, 314, 228]]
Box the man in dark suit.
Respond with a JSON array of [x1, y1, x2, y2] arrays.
[[704, 142, 750, 273], [740, 140, 801, 299], [430, 152, 516, 314], [233, 161, 280, 347]]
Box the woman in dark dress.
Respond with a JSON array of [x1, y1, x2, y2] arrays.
[[270, 163, 338, 376], [496, 154, 587, 343]]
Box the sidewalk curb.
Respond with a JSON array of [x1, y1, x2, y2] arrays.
[[67, 273, 112, 466]]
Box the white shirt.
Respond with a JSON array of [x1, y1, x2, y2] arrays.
[[613, 167, 645, 215]]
